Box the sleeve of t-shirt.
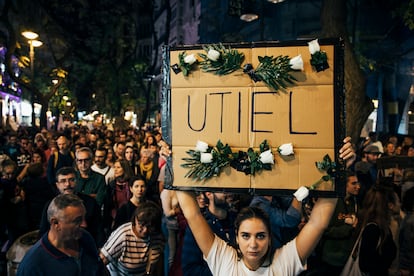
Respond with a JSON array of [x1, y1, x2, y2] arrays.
[[100, 225, 125, 261], [204, 235, 237, 275], [272, 238, 306, 275]]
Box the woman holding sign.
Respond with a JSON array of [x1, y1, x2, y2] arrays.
[[175, 137, 355, 275]]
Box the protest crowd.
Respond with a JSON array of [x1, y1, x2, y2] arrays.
[[0, 124, 412, 276]]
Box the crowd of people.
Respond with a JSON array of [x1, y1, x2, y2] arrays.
[[0, 125, 172, 275], [0, 125, 412, 275]]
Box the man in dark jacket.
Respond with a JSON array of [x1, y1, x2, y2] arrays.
[[39, 166, 105, 247], [17, 194, 105, 275], [46, 135, 74, 186], [74, 147, 106, 207]]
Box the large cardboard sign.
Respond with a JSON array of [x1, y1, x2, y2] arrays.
[[161, 39, 345, 196]]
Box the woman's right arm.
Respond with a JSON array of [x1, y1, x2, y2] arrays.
[[175, 190, 215, 257]]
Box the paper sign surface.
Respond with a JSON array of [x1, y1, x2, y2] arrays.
[[162, 39, 345, 195]]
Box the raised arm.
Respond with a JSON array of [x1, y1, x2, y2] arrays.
[[296, 137, 354, 262], [296, 197, 337, 262], [175, 190, 215, 257]]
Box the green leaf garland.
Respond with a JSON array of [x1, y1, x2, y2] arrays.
[[309, 154, 336, 190], [173, 44, 320, 90], [310, 51, 329, 72], [198, 43, 245, 75], [181, 140, 233, 181], [178, 51, 197, 77], [243, 55, 297, 92], [182, 140, 274, 181], [231, 140, 273, 175]]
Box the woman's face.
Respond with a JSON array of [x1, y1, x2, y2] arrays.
[[236, 218, 270, 271], [130, 180, 146, 199], [113, 161, 124, 178], [388, 192, 401, 215], [196, 193, 206, 209], [408, 147, 414, 157], [395, 146, 402, 155], [125, 148, 134, 161], [106, 149, 114, 161], [32, 153, 42, 163], [147, 136, 154, 145]]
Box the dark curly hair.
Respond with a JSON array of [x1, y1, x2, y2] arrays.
[[131, 201, 162, 234]]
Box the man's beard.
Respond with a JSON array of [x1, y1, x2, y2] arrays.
[[213, 195, 229, 210]]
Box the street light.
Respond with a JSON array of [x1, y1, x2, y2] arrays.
[[239, 0, 287, 40], [21, 31, 38, 40], [239, 0, 259, 22], [240, 0, 287, 22], [22, 31, 43, 127]]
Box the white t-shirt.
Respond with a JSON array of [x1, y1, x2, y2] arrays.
[[205, 235, 305, 276]]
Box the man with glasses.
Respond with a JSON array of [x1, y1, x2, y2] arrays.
[[74, 147, 106, 207], [91, 147, 114, 185], [39, 166, 104, 247]]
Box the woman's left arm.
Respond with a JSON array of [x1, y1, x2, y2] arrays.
[[296, 137, 355, 262]]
